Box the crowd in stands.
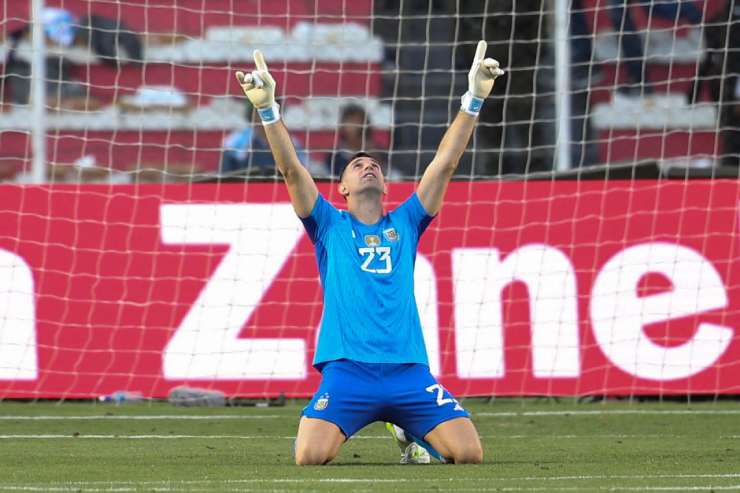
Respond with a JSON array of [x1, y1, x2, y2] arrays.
[[0, 1, 737, 182], [4, 7, 141, 110], [694, 0, 739, 168]]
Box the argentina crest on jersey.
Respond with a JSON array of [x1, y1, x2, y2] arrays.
[[313, 393, 330, 411]]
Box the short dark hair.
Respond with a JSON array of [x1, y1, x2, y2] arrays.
[[339, 152, 378, 181]]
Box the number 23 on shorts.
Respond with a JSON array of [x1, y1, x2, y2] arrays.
[[426, 383, 464, 411]]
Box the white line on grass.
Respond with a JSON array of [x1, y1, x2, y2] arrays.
[[6, 482, 740, 493], [0, 409, 739, 421], [0, 489, 136, 492], [615, 486, 740, 491], [0, 415, 282, 420], [4, 487, 740, 493], [1, 433, 738, 440], [0, 434, 278, 439], [367, 433, 740, 440], [1, 409, 739, 421], [475, 410, 740, 417], [0, 485, 304, 493], [458, 487, 740, 492], [0, 489, 293, 493], [445, 487, 740, 492], [9, 473, 740, 486], [0, 488, 288, 493]]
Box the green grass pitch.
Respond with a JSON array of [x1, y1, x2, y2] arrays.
[[0, 399, 739, 492]]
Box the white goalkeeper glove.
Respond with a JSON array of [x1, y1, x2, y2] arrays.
[[235, 50, 280, 125], [461, 40, 505, 116]]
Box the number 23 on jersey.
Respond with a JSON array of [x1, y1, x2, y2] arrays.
[[358, 246, 392, 274]]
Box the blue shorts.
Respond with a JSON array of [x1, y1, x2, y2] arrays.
[[302, 359, 469, 439]]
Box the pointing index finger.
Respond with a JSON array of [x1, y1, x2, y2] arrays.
[[253, 49, 268, 71], [474, 40, 487, 62]]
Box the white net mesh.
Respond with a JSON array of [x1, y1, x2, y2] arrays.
[[0, 0, 738, 399]]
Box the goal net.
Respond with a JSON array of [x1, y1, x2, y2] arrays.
[[0, 0, 738, 399]]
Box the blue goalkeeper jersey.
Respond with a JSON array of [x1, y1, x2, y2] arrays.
[[301, 193, 434, 368]]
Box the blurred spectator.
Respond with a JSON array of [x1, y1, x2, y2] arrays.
[[571, 0, 602, 84], [571, 0, 600, 167], [75, 13, 142, 66], [458, 0, 554, 175], [607, 0, 703, 96], [689, 0, 738, 168], [731, 78, 740, 168], [5, 8, 85, 108], [325, 104, 389, 178], [3, 7, 141, 108], [221, 101, 313, 176]]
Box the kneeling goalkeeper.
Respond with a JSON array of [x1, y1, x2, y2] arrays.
[[235, 41, 504, 465]]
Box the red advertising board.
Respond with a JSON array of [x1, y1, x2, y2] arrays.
[[0, 181, 738, 398]]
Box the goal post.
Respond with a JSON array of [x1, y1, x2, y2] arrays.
[[29, 0, 46, 183], [0, 0, 737, 399]]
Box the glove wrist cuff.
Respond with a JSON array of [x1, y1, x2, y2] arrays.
[[460, 91, 484, 116], [257, 103, 281, 125]]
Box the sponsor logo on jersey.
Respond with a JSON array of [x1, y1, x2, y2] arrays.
[[382, 228, 399, 242], [364, 235, 381, 247], [314, 393, 330, 411]]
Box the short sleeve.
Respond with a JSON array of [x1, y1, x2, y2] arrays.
[[393, 193, 435, 238], [300, 194, 340, 244]]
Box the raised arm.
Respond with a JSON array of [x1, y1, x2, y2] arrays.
[[417, 41, 504, 216], [235, 50, 318, 218]]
